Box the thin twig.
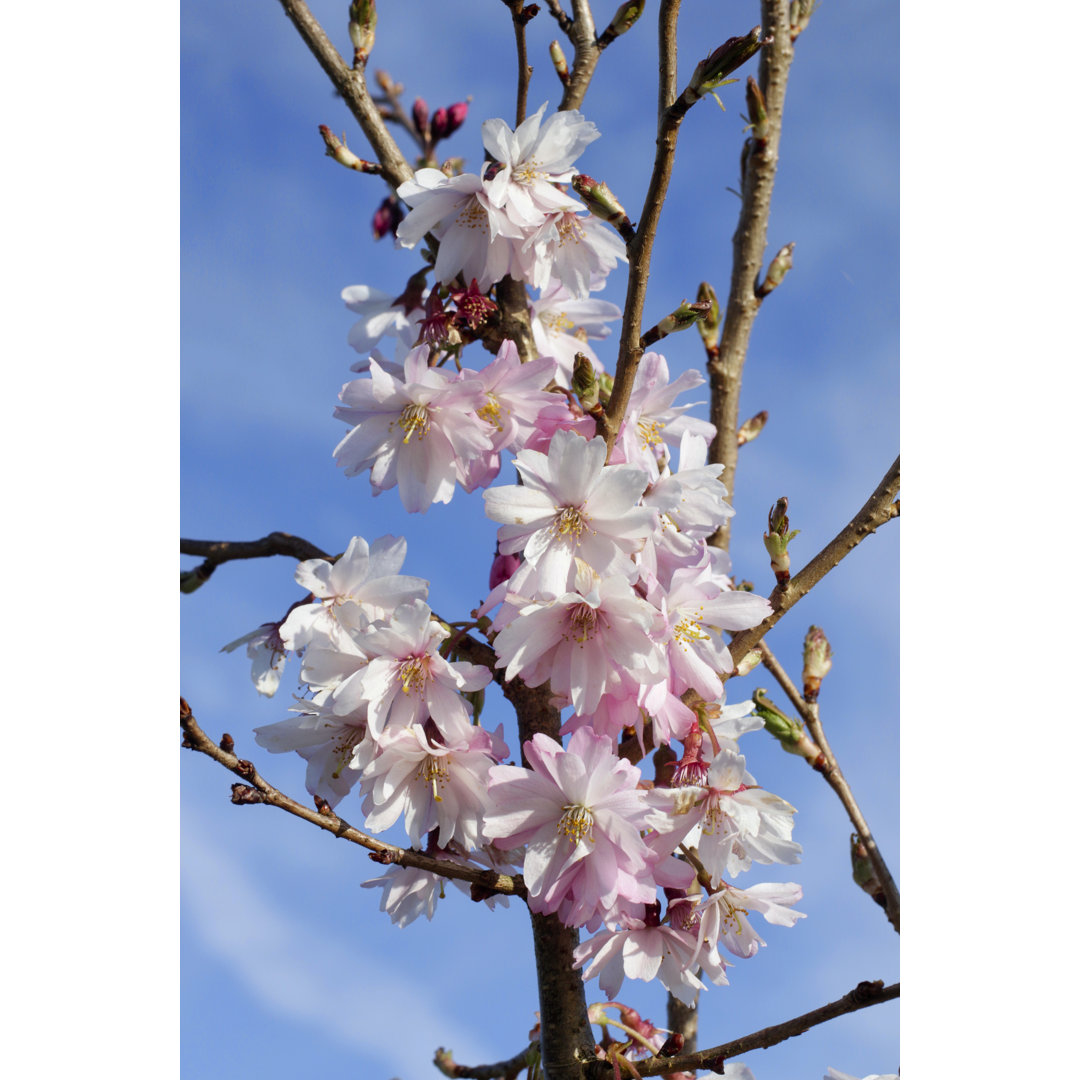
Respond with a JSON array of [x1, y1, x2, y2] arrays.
[[180, 699, 525, 897], [502, 1, 535, 127], [275, 0, 414, 190], [757, 641, 900, 933], [657, 0, 682, 119], [598, 0, 685, 453], [559, 1, 600, 111], [544, 0, 574, 37], [435, 1042, 538, 1080], [726, 456, 900, 670], [591, 980, 899, 1078], [708, 1, 795, 551]]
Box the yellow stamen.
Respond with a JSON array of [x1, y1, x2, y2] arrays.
[[418, 755, 449, 803], [397, 403, 431, 444], [557, 803, 595, 843], [398, 657, 427, 694]]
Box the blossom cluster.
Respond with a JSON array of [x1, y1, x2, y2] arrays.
[[225, 105, 805, 1005]]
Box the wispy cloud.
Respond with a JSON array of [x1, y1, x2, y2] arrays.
[[182, 814, 500, 1076]]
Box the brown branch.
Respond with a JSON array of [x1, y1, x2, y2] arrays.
[[559, 1, 601, 112], [180, 698, 525, 897], [757, 641, 900, 933], [666, 991, 698, 1056], [597, 0, 686, 454], [502, 1, 535, 127], [726, 456, 900, 670], [544, 0, 574, 37], [656, 0, 682, 119], [592, 980, 899, 1078], [275, 0, 414, 190], [435, 1042, 538, 1080], [708, 1, 794, 552]]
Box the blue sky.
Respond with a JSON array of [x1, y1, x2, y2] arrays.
[[181, 2, 898, 1077]]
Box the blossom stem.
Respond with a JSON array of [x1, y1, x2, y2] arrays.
[[559, 1, 601, 112], [707, 1, 795, 551], [596, 979, 899, 1077], [757, 640, 900, 932], [179, 699, 525, 896]]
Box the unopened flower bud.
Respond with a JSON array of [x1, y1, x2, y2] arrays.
[[371, 195, 404, 240], [790, 0, 819, 42], [689, 27, 765, 102], [745, 75, 769, 141], [733, 646, 763, 677], [756, 241, 795, 301], [317, 125, 382, 173], [348, 0, 377, 67], [571, 173, 635, 242], [431, 101, 469, 142], [850, 833, 886, 908], [549, 40, 570, 85], [180, 566, 210, 594], [696, 281, 721, 354], [802, 625, 832, 702], [737, 409, 768, 446], [598, 2, 645, 49], [412, 96, 429, 137], [763, 497, 799, 585], [641, 299, 712, 348], [753, 689, 819, 764], [572, 352, 600, 411]]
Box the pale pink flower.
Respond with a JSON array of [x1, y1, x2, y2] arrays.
[[360, 720, 505, 851], [220, 622, 288, 697], [484, 728, 661, 926], [693, 881, 806, 961], [278, 534, 428, 650], [530, 282, 621, 385], [333, 346, 494, 512], [331, 599, 491, 741], [481, 103, 597, 225], [342, 284, 424, 361], [483, 428, 656, 597], [522, 210, 626, 297], [493, 572, 666, 717], [395, 170, 527, 289]]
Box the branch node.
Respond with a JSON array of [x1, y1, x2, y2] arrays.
[[230, 783, 266, 805]]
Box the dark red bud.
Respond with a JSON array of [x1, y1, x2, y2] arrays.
[[412, 97, 429, 135]]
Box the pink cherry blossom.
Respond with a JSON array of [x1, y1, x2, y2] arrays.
[[483, 728, 661, 927]]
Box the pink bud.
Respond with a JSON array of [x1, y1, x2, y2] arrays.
[[431, 101, 468, 141], [488, 551, 521, 590], [412, 97, 429, 135], [371, 196, 404, 240]]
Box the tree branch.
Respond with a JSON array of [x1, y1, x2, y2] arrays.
[[757, 641, 900, 932], [598, 0, 685, 454], [656, 0, 681, 119], [544, 0, 574, 38], [180, 698, 525, 897], [274, 0, 414, 190], [502, 1, 535, 127], [707, 0, 794, 551], [435, 1042, 538, 1080], [726, 456, 900, 670], [559, 1, 600, 111], [591, 980, 899, 1078]]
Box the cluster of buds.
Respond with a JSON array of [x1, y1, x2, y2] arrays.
[[641, 299, 713, 349], [372, 195, 405, 240], [763, 497, 799, 584], [756, 242, 796, 302], [571, 173, 635, 242]]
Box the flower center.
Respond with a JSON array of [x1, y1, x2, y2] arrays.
[[673, 612, 710, 650], [477, 394, 503, 430], [716, 892, 749, 937], [638, 418, 666, 449], [557, 803, 595, 844], [455, 197, 490, 232], [398, 656, 428, 694], [556, 214, 586, 246], [540, 310, 575, 335], [513, 159, 541, 185], [418, 754, 449, 803], [397, 403, 431, 444], [553, 506, 589, 540], [565, 602, 598, 643]]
